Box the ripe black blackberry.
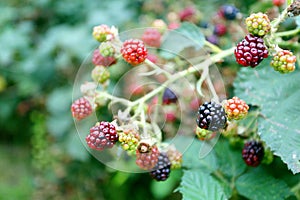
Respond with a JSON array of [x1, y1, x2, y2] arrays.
[[242, 141, 264, 167], [234, 34, 268, 67], [150, 153, 171, 181], [197, 102, 227, 132]]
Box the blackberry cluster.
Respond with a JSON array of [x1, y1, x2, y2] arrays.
[[234, 34, 268, 67], [197, 102, 227, 132], [149, 153, 171, 181], [86, 122, 118, 151], [242, 141, 264, 167]]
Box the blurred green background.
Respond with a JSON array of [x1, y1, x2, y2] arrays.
[[1, 0, 296, 199]]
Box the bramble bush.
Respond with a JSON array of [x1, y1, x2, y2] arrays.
[[1, 0, 300, 199]]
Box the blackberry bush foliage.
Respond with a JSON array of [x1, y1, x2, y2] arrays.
[[71, 1, 300, 199]]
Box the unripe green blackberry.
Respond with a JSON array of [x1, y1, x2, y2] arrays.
[[245, 12, 271, 37], [99, 42, 115, 57], [271, 50, 297, 73], [224, 96, 249, 120], [92, 24, 117, 42], [166, 147, 182, 169], [118, 128, 140, 153], [195, 127, 216, 141], [91, 66, 110, 84]]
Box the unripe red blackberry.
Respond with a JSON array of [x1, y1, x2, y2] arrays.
[[136, 143, 159, 170], [242, 140, 264, 167], [71, 97, 93, 120], [271, 50, 296, 73], [91, 66, 110, 84], [162, 88, 177, 105], [86, 121, 118, 151], [224, 96, 249, 120], [121, 39, 148, 65], [234, 34, 268, 67], [245, 13, 271, 37], [214, 24, 227, 36], [142, 28, 161, 48], [149, 153, 171, 181], [197, 102, 227, 132], [273, 0, 285, 7], [179, 6, 196, 22], [92, 49, 116, 67]]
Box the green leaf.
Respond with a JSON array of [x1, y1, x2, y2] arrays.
[[160, 22, 205, 59], [236, 169, 292, 200], [182, 139, 218, 172], [295, 16, 300, 28], [177, 169, 227, 200], [214, 139, 247, 177], [234, 60, 300, 174]]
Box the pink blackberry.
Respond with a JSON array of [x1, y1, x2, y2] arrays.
[[242, 140, 264, 167], [86, 121, 118, 151], [141, 28, 161, 48], [234, 34, 268, 67], [71, 97, 93, 120], [92, 49, 116, 67], [136, 143, 159, 170]]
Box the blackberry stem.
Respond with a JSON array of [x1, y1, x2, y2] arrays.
[[275, 28, 300, 37]]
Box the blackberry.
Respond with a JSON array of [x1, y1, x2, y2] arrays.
[[120, 39, 148, 65], [234, 34, 268, 67], [166, 147, 182, 170], [91, 66, 110, 84], [118, 127, 140, 153], [270, 50, 296, 73], [245, 13, 271, 37], [136, 144, 160, 170], [71, 97, 93, 120], [219, 5, 239, 20], [149, 153, 171, 181], [141, 28, 161, 48], [86, 121, 118, 151], [242, 141, 264, 167], [224, 96, 249, 120], [197, 102, 227, 132], [162, 88, 177, 105], [179, 6, 196, 22], [92, 49, 116, 67], [214, 24, 227, 36]]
